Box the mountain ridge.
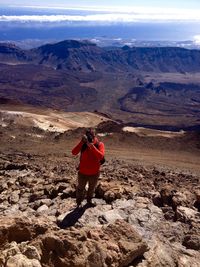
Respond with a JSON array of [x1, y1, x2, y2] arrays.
[[1, 40, 200, 73], [0, 40, 200, 130]]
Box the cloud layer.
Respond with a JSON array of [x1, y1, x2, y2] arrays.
[[1, 6, 200, 23]]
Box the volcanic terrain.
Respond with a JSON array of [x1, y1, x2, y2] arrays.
[[0, 104, 199, 266], [0, 41, 200, 130], [0, 40, 200, 266]]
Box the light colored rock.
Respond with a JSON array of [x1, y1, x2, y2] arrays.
[[41, 220, 148, 267], [23, 246, 41, 261], [6, 254, 42, 267], [98, 210, 123, 224], [9, 191, 20, 204], [176, 206, 200, 223], [36, 204, 48, 213]]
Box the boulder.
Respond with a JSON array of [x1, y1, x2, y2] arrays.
[[6, 254, 41, 267], [172, 192, 188, 209], [96, 181, 134, 203], [160, 185, 174, 206], [176, 206, 200, 223], [0, 242, 41, 267], [36, 204, 49, 214], [138, 240, 200, 267], [41, 220, 148, 267]]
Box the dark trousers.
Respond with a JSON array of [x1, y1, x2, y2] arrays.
[[76, 172, 99, 204]]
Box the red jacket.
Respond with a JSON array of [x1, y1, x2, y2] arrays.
[[72, 137, 105, 175]]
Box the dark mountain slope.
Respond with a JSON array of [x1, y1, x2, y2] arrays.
[[1, 40, 200, 73], [0, 43, 30, 63], [0, 40, 200, 129], [31, 41, 200, 73]]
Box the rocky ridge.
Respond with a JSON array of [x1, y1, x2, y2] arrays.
[[0, 152, 199, 267]]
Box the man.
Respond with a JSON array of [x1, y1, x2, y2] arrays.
[[72, 128, 105, 207]]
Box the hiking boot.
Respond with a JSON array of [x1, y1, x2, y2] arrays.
[[76, 200, 82, 208]]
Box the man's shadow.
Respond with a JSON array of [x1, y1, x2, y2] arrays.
[[58, 203, 89, 229]]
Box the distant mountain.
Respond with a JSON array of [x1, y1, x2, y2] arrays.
[[0, 40, 200, 130], [31, 41, 200, 73], [1, 40, 200, 73], [0, 43, 30, 63]]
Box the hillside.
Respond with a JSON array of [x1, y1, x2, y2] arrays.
[[0, 40, 200, 130], [0, 106, 199, 266]]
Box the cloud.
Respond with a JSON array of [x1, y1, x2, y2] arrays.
[[1, 6, 200, 23], [194, 35, 200, 45]]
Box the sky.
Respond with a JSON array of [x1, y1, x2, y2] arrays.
[[1, 0, 200, 23], [1, 0, 200, 43], [1, 0, 200, 9]]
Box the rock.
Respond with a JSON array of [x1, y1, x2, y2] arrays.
[[29, 191, 45, 203], [6, 254, 42, 267], [0, 216, 49, 246], [176, 206, 200, 223], [138, 239, 200, 267], [96, 181, 134, 203], [173, 242, 200, 267], [41, 220, 148, 267], [0, 242, 41, 267], [23, 245, 41, 260], [36, 204, 49, 213], [4, 241, 20, 257], [32, 199, 52, 210], [160, 185, 174, 206], [162, 206, 175, 221], [138, 239, 177, 267], [183, 234, 200, 251], [98, 210, 123, 224], [172, 193, 193, 210], [194, 190, 200, 211], [8, 191, 20, 204], [152, 192, 162, 207], [195, 190, 200, 202], [128, 200, 164, 239], [61, 186, 76, 199]]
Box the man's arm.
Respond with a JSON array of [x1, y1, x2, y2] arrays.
[[72, 135, 88, 155], [88, 142, 105, 160], [72, 141, 83, 155]]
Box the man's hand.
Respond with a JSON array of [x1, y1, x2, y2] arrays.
[[81, 135, 87, 143], [87, 142, 94, 149]]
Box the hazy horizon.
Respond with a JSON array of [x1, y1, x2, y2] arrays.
[[0, 2, 200, 46]]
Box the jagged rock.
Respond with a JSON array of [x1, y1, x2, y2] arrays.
[[36, 204, 49, 214], [162, 206, 175, 220], [172, 192, 188, 209], [30, 199, 52, 210], [8, 191, 20, 204], [40, 220, 148, 267], [0, 242, 41, 267], [0, 154, 199, 266], [138, 239, 200, 267], [0, 216, 49, 246], [96, 181, 135, 203], [6, 254, 41, 267], [98, 210, 123, 224], [183, 234, 200, 251], [194, 190, 200, 211], [23, 245, 41, 260], [160, 185, 174, 206], [152, 192, 162, 207], [0, 181, 8, 192], [176, 206, 200, 223], [61, 185, 76, 199], [29, 191, 45, 203]]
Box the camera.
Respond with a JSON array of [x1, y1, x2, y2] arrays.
[[86, 132, 93, 143]]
